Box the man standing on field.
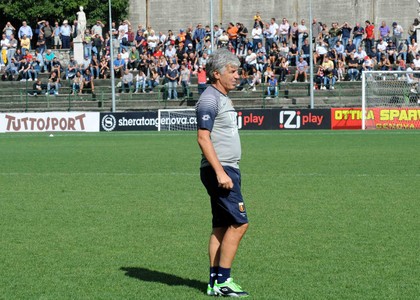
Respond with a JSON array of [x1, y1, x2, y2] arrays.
[[196, 49, 249, 298]]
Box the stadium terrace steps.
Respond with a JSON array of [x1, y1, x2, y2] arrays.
[[0, 76, 363, 112]]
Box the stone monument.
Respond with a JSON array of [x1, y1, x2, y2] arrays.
[[74, 6, 86, 64]]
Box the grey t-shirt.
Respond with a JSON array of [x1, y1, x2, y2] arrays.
[[196, 85, 241, 169]]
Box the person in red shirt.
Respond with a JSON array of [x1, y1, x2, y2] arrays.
[[365, 20, 375, 55]]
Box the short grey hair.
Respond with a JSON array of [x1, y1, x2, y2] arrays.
[[206, 49, 240, 84]]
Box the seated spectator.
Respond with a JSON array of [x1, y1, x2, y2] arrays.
[[319, 58, 337, 90], [44, 49, 55, 73], [256, 51, 267, 72], [397, 41, 407, 63], [397, 58, 406, 71], [243, 48, 257, 71], [134, 70, 147, 93], [313, 40, 328, 65], [345, 39, 356, 60], [113, 53, 125, 77], [354, 46, 367, 64], [71, 71, 83, 95], [315, 65, 325, 89], [362, 55, 374, 71], [337, 58, 346, 81], [376, 39, 388, 61], [236, 69, 250, 90], [293, 56, 308, 82], [278, 56, 289, 82], [28, 78, 46, 96], [266, 74, 278, 98], [77, 68, 94, 94], [47, 71, 61, 95], [18, 57, 31, 81], [378, 55, 392, 71], [4, 57, 19, 80], [386, 41, 397, 63], [65, 55, 79, 80], [347, 53, 360, 81], [20, 34, 30, 55], [249, 66, 261, 91], [51, 57, 62, 79], [29, 56, 41, 81], [263, 65, 274, 83], [90, 55, 100, 79], [120, 68, 133, 93], [99, 56, 110, 79], [127, 46, 140, 70], [147, 68, 160, 92]]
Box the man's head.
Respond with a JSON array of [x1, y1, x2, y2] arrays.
[[206, 49, 240, 90]]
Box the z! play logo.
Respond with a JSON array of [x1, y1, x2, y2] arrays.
[[279, 110, 324, 129]]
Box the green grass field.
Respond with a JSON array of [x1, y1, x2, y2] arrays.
[[0, 130, 419, 299]]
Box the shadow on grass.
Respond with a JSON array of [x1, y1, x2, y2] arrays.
[[120, 267, 206, 293]]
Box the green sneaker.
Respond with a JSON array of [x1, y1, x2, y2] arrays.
[[213, 278, 249, 297], [207, 284, 216, 296]]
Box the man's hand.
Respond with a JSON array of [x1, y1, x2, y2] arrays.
[[217, 172, 234, 190]]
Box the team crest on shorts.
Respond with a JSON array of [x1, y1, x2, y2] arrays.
[[238, 202, 245, 212]]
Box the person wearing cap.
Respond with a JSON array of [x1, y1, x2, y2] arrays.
[[362, 55, 374, 71], [60, 20, 71, 49], [391, 21, 404, 49]]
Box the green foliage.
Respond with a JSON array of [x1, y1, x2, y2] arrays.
[[0, 0, 128, 28]]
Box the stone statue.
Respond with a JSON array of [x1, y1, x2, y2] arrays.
[[76, 6, 86, 41]]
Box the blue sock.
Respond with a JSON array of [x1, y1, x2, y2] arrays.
[[209, 266, 218, 288], [217, 266, 231, 284]]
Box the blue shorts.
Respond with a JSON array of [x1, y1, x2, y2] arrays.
[[200, 166, 249, 228]]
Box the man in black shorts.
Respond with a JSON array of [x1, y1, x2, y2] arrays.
[[196, 49, 249, 297]]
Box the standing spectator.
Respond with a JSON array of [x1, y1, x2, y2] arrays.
[[340, 22, 352, 47], [42, 21, 53, 49], [297, 19, 308, 52], [251, 24, 262, 52], [312, 18, 322, 43], [60, 20, 71, 49], [90, 55, 100, 79], [6, 33, 18, 67], [378, 21, 391, 41], [194, 65, 207, 95], [83, 29, 93, 59], [193, 23, 206, 54], [92, 33, 103, 60], [179, 64, 191, 98], [18, 21, 33, 42], [278, 18, 290, 44], [265, 18, 279, 53], [364, 20, 375, 54], [92, 20, 105, 38], [328, 22, 342, 50], [353, 22, 364, 51], [1, 34, 9, 69], [236, 23, 248, 50], [36, 32, 46, 55], [3, 22, 16, 40], [52, 21, 62, 49], [391, 22, 404, 50], [166, 62, 179, 100], [20, 34, 31, 56], [227, 22, 238, 50]]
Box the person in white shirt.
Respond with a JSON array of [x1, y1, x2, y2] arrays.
[[278, 18, 290, 44]]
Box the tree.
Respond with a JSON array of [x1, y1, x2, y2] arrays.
[[0, 0, 128, 29]]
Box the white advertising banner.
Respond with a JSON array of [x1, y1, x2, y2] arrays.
[[0, 112, 100, 133]]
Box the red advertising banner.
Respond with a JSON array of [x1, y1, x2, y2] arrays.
[[331, 108, 420, 130]]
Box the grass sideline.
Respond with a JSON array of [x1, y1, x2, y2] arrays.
[[0, 130, 419, 299]]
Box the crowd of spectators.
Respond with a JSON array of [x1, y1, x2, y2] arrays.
[[1, 13, 420, 96]]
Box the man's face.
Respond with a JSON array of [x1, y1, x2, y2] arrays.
[[215, 64, 239, 93]]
